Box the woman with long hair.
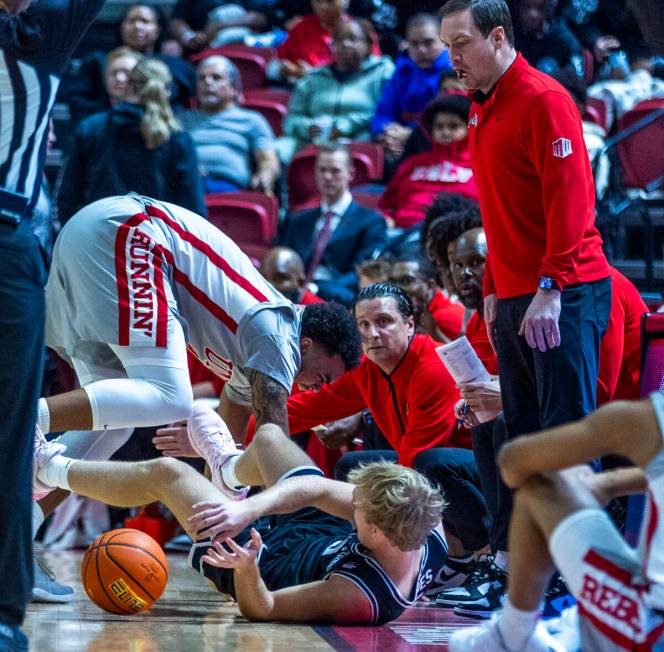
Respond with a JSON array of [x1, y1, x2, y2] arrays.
[[57, 58, 205, 221]]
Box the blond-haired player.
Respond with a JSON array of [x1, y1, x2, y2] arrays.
[[33, 405, 448, 624]]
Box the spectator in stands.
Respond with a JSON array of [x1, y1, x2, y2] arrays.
[[167, 0, 273, 55], [389, 253, 465, 342], [260, 247, 323, 305], [400, 69, 467, 162], [57, 58, 206, 221], [378, 94, 478, 229], [357, 258, 392, 289], [371, 13, 452, 161], [273, 0, 361, 83], [512, 0, 584, 75], [102, 47, 144, 110], [280, 18, 394, 162], [561, 0, 646, 68], [278, 144, 386, 304], [180, 55, 280, 194], [67, 3, 195, 124]]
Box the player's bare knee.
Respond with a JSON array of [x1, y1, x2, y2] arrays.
[[252, 423, 288, 452], [149, 457, 190, 490], [517, 473, 558, 508]]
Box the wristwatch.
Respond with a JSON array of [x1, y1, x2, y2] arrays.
[[538, 276, 560, 292]]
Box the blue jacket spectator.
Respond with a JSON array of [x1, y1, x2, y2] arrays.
[[371, 49, 452, 135]]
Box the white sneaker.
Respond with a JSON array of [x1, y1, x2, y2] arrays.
[[543, 606, 581, 652], [449, 615, 565, 652], [32, 425, 66, 500], [186, 404, 247, 500]]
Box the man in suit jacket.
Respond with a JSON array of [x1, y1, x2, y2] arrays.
[[279, 144, 387, 304]]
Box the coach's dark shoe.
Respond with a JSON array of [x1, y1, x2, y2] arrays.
[[425, 554, 475, 596], [31, 556, 74, 603], [0, 624, 27, 652], [542, 576, 575, 619], [436, 555, 507, 618]]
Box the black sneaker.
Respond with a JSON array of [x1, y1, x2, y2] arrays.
[[435, 555, 507, 619], [424, 554, 474, 596], [542, 576, 576, 620]]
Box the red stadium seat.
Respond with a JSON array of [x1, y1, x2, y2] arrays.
[[243, 96, 287, 136], [586, 96, 609, 132], [288, 144, 383, 209], [205, 192, 278, 261], [616, 99, 664, 190], [595, 99, 664, 289]]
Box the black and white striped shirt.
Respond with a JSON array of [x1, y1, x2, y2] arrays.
[[0, 0, 103, 216]]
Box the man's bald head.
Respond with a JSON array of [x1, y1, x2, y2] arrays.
[[261, 247, 306, 302]]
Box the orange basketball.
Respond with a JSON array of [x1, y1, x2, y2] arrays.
[[81, 528, 169, 615]]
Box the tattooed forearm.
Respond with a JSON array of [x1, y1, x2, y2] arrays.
[[248, 370, 290, 433]]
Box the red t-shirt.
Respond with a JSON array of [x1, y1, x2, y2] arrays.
[[468, 54, 610, 298], [597, 268, 647, 404], [278, 14, 381, 68], [427, 289, 465, 342], [465, 310, 499, 375], [285, 333, 467, 467], [379, 139, 479, 229]]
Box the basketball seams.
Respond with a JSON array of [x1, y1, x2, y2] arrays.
[[100, 540, 169, 577], [94, 543, 133, 615], [103, 545, 160, 603]]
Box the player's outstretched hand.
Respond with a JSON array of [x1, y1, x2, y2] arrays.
[[153, 423, 199, 458], [188, 500, 255, 541], [201, 529, 262, 570]]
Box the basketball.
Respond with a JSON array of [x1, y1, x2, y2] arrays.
[[81, 528, 169, 615]]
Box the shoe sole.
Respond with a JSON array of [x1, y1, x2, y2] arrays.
[[31, 588, 74, 604], [453, 605, 495, 620]]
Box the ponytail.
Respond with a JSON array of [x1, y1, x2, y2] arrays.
[[129, 58, 180, 150]]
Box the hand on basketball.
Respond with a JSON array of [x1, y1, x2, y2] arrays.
[[188, 500, 254, 541], [518, 289, 561, 352], [153, 423, 198, 458], [201, 528, 262, 570]]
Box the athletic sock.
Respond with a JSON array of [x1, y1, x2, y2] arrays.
[[37, 455, 73, 491], [494, 550, 510, 573], [220, 453, 248, 493], [498, 598, 540, 651], [32, 503, 45, 539], [37, 398, 50, 434]]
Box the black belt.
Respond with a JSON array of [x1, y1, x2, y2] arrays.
[[0, 188, 29, 225]]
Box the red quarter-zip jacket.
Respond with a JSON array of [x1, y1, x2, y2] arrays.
[[468, 53, 609, 298], [286, 333, 467, 467]]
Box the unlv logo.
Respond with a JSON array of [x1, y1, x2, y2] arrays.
[[204, 347, 234, 381]]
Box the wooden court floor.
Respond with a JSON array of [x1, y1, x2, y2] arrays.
[[24, 551, 477, 651]]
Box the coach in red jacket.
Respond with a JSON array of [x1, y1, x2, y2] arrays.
[[286, 283, 466, 469], [441, 0, 611, 443]]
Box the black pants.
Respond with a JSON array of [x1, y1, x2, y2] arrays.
[[472, 416, 512, 552], [335, 448, 490, 552], [0, 219, 46, 625], [496, 278, 612, 439]]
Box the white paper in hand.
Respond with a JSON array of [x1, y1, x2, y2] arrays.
[[437, 337, 494, 423]]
